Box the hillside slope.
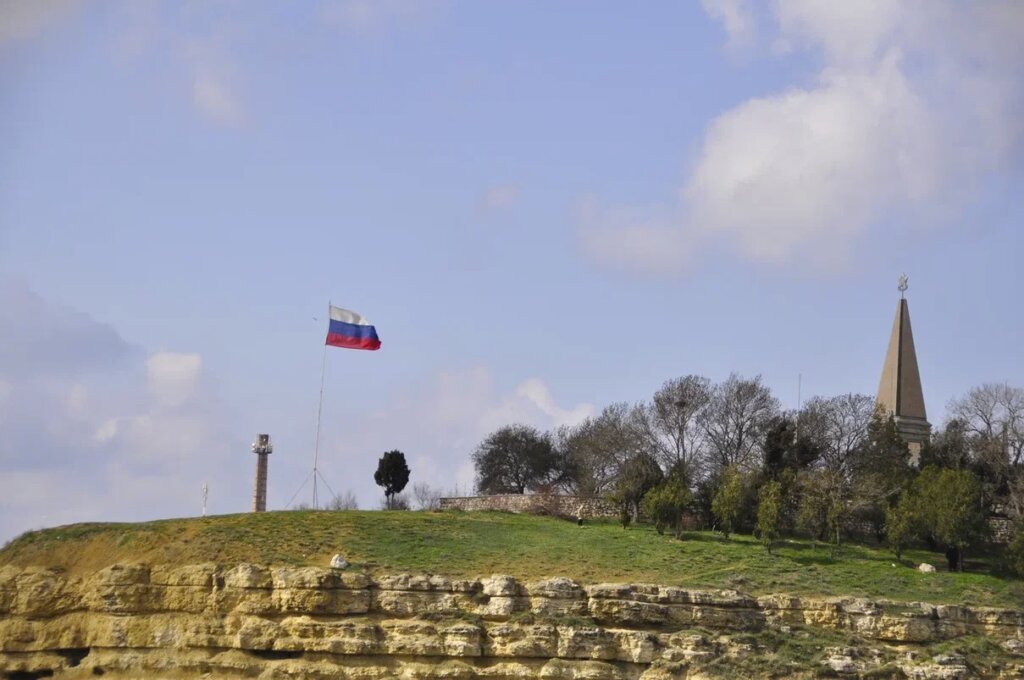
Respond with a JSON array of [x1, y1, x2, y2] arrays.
[[2, 510, 1020, 608]]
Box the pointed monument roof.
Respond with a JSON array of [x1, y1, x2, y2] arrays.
[[876, 276, 927, 421]]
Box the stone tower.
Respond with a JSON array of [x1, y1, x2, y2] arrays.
[[252, 434, 273, 512], [875, 276, 931, 463]]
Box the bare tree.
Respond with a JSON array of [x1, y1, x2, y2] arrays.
[[802, 394, 875, 476], [947, 383, 1024, 506], [948, 383, 1024, 467], [326, 490, 359, 511], [411, 482, 443, 510], [636, 375, 712, 478], [560, 403, 646, 496], [701, 374, 780, 475]]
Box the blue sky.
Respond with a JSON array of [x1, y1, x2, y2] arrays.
[[1, 1, 1021, 542]]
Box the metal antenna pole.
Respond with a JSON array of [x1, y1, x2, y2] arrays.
[[312, 303, 330, 510]]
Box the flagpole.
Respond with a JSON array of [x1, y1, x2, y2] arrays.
[[312, 303, 329, 510]]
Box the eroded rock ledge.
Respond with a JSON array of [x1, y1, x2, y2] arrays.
[[1, 564, 1022, 678]]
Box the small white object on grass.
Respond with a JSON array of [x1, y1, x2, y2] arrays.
[[330, 554, 349, 569], [917, 563, 936, 573]]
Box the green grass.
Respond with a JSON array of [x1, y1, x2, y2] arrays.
[[1, 510, 1021, 608]]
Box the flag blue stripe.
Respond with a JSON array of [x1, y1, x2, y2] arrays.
[[328, 318, 379, 340]]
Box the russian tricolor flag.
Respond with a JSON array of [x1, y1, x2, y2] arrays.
[[325, 305, 381, 351]]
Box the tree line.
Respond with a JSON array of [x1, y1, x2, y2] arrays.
[[471, 375, 1024, 574]]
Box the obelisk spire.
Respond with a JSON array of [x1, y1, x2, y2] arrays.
[[876, 275, 931, 461]]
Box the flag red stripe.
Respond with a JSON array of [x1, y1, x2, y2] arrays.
[[326, 332, 381, 350]]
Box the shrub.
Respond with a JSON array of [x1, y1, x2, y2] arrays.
[[712, 466, 744, 539], [756, 480, 782, 554], [642, 477, 692, 538], [884, 497, 916, 560], [1006, 518, 1024, 577]]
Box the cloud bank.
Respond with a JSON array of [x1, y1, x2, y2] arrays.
[[0, 281, 236, 543], [0, 281, 592, 538], [582, 0, 1024, 274], [0, 0, 81, 47]]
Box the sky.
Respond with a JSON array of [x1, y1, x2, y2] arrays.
[[1, 0, 1022, 543]]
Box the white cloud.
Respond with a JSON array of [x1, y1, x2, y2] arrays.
[[578, 201, 691, 276], [700, 0, 756, 51], [182, 35, 244, 126], [319, 0, 445, 33], [147, 351, 202, 407], [481, 184, 520, 212], [405, 366, 593, 440], [0, 0, 81, 47], [110, 4, 246, 126], [192, 69, 242, 124], [581, 0, 1024, 275], [511, 378, 594, 430], [772, 0, 904, 64], [685, 55, 941, 264]]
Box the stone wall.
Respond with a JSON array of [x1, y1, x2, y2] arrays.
[[439, 494, 619, 519], [1, 563, 1023, 678], [991, 516, 1013, 544]]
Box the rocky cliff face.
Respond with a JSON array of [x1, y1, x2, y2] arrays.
[[1, 563, 1022, 679]]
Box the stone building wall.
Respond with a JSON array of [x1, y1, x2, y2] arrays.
[[990, 516, 1013, 544], [439, 494, 619, 519]]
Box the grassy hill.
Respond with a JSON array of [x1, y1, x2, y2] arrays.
[[2, 510, 1020, 608]]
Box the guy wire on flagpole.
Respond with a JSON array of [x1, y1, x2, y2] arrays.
[[311, 302, 330, 510]]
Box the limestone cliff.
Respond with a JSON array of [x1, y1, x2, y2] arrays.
[[1, 564, 1022, 678]]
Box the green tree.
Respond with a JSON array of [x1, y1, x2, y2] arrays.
[[1006, 518, 1024, 577], [756, 480, 783, 554], [797, 467, 848, 557], [472, 424, 560, 494], [927, 468, 989, 571], [852, 411, 912, 542], [712, 466, 744, 538], [762, 417, 820, 477], [885, 493, 918, 560], [374, 450, 411, 510], [908, 466, 989, 571], [642, 464, 692, 538], [611, 453, 664, 528], [919, 419, 972, 470]]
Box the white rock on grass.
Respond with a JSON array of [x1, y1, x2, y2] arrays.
[[917, 563, 936, 573], [330, 554, 349, 569]]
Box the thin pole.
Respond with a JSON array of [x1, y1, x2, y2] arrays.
[[285, 470, 314, 509], [312, 308, 329, 510], [796, 373, 802, 441]]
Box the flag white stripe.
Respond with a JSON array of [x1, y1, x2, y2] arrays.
[[329, 305, 373, 326]]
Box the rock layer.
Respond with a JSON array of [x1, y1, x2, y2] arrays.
[[1, 564, 1022, 678]]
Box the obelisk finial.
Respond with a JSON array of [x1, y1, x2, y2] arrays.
[[898, 273, 908, 299]]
